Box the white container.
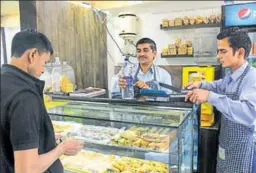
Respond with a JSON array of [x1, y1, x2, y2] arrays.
[[193, 28, 219, 57], [61, 61, 76, 93], [40, 68, 52, 93], [62, 61, 76, 85], [118, 13, 138, 37], [51, 57, 62, 94]]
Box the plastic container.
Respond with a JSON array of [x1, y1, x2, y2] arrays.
[[62, 62, 76, 84], [61, 61, 76, 93], [40, 68, 52, 93], [121, 57, 134, 99], [193, 28, 219, 57], [51, 57, 62, 94]]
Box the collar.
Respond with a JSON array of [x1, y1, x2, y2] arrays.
[[1, 64, 45, 93], [138, 64, 154, 74], [230, 61, 249, 82]]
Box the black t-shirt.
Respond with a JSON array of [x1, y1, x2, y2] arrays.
[[0, 64, 63, 173]]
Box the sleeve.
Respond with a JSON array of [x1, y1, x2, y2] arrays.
[[159, 71, 172, 94], [200, 78, 224, 93], [156, 70, 172, 102], [9, 92, 42, 151], [207, 80, 256, 127]]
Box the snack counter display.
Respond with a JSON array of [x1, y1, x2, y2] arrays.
[[46, 97, 198, 173]]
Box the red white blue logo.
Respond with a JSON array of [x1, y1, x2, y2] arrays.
[[237, 8, 251, 19]]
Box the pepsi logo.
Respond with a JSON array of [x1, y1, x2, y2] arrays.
[[238, 8, 251, 19]]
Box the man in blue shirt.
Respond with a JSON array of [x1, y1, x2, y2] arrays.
[[185, 27, 256, 173], [111, 38, 172, 101]]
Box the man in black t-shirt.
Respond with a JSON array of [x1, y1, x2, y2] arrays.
[[0, 29, 83, 173]]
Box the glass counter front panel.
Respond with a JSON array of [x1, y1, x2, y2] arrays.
[[48, 100, 192, 128]]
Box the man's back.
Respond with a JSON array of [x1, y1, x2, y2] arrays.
[[0, 64, 63, 173]]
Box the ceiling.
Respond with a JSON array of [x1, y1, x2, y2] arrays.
[[68, 1, 157, 10], [0, 1, 227, 18], [0, 1, 135, 17], [0, 1, 187, 17]]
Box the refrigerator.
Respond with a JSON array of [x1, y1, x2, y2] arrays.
[[221, 2, 256, 70]]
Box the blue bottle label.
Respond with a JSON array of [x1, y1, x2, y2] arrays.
[[123, 76, 133, 87]]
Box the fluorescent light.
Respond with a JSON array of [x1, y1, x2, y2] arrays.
[[102, 11, 110, 15], [82, 1, 92, 8]]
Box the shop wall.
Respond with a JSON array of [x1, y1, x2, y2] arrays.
[[0, 26, 20, 65], [0, 12, 21, 65], [106, 1, 224, 93], [1, 15, 20, 28], [36, 1, 108, 89]]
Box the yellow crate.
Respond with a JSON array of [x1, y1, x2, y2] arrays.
[[201, 114, 215, 127], [182, 66, 215, 127], [201, 102, 213, 115], [182, 66, 214, 85]]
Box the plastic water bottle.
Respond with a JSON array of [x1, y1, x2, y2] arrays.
[[121, 57, 134, 99]]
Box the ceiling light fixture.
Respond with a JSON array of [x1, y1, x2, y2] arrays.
[[81, 1, 92, 9]]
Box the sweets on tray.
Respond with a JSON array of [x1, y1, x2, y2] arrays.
[[111, 126, 177, 151], [61, 150, 168, 173], [52, 121, 79, 133], [77, 125, 121, 143], [61, 150, 116, 173], [106, 157, 168, 173]]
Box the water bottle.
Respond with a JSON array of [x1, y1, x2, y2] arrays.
[[121, 57, 134, 99]]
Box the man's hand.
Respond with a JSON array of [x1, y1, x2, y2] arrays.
[[118, 75, 127, 89], [185, 89, 210, 104], [137, 96, 148, 101], [185, 81, 202, 90], [58, 139, 84, 156], [134, 80, 149, 89], [55, 133, 61, 140]]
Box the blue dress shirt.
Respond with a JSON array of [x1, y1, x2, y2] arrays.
[[201, 61, 256, 128]]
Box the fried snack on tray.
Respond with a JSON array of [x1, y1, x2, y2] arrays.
[[111, 126, 177, 151], [106, 157, 168, 173]]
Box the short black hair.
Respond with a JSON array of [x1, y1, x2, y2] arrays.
[[11, 28, 53, 58], [136, 37, 157, 52], [217, 27, 252, 58]]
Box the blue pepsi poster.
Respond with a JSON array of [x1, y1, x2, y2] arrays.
[[224, 2, 256, 27]]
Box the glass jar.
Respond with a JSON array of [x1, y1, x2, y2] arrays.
[[193, 28, 219, 57], [51, 57, 62, 94], [61, 61, 76, 93]]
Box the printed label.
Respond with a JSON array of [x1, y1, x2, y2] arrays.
[[218, 146, 225, 160], [123, 76, 133, 87]]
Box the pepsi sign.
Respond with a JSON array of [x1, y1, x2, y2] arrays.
[[223, 2, 256, 27], [238, 8, 251, 19]]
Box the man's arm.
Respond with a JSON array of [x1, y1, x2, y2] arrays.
[[156, 70, 172, 102], [200, 78, 224, 93], [159, 70, 172, 94], [10, 92, 82, 173], [207, 80, 256, 126], [14, 148, 62, 173], [14, 139, 82, 173]]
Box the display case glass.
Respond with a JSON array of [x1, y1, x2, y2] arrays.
[[46, 97, 198, 173]]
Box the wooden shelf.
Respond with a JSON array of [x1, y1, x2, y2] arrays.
[[161, 54, 194, 58], [160, 23, 220, 30]]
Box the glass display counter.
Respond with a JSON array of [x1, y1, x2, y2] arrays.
[[46, 97, 198, 173]]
